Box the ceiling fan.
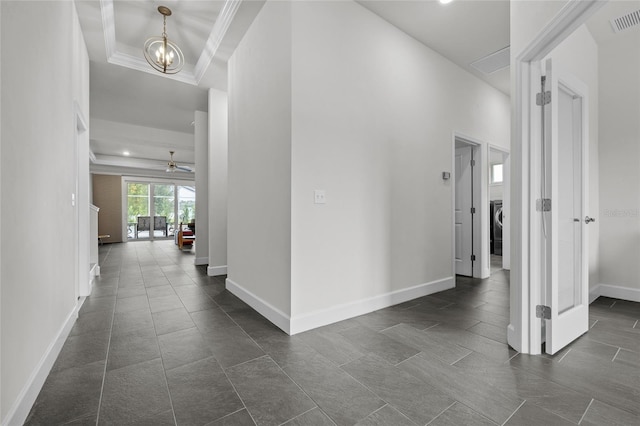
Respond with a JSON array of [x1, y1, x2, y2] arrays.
[[166, 151, 193, 173]]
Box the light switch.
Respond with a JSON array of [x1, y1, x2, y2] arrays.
[[71, 193, 76, 207], [314, 190, 326, 204]]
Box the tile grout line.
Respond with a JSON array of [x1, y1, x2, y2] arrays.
[[210, 404, 255, 426], [422, 322, 441, 331], [590, 319, 599, 329], [609, 301, 617, 308], [557, 348, 571, 363], [578, 398, 594, 425], [211, 337, 259, 425], [633, 320, 638, 329], [279, 406, 336, 426], [338, 365, 402, 422], [273, 358, 334, 424], [94, 267, 121, 426], [425, 401, 457, 426], [611, 347, 621, 362], [450, 351, 472, 366], [501, 399, 526, 426], [395, 352, 422, 367], [505, 351, 521, 363], [150, 303, 181, 426]]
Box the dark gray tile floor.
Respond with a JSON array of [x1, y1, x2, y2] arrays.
[[25, 241, 640, 425]]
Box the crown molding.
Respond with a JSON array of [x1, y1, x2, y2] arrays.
[[194, 0, 243, 84], [100, 0, 241, 87]]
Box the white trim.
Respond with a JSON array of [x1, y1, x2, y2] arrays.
[[207, 265, 227, 276], [2, 302, 82, 426], [194, 257, 209, 266], [226, 278, 291, 334], [226, 277, 455, 337], [194, 0, 243, 84], [99, 0, 241, 86], [452, 133, 490, 280], [590, 284, 640, 304], [289, 277, 455, 335]]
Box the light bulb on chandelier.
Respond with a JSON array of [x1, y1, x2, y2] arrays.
[[143, 6, 184, 74]]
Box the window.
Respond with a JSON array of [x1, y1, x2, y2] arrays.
[[491, 163, 503, 184]]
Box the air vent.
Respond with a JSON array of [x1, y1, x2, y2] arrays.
[[610, 9, 640, 33], [470, 46, 510, 75]]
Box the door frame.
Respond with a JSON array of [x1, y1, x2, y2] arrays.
[[74, 102, 90, 298], [488, 145, 510, 271], [510, 0, 605, 354], [451, 133, 490, 280]]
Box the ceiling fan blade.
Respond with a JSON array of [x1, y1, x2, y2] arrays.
[[176, 165, 193, 172]]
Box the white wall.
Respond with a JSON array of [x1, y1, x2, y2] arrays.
[[207, 89, 228, 276], [227, 0, 292, 320], [598, 29, 640, 299], [544, 25, 599, 291], [229, 0, 510, 333], [1, 1, 90, 423], [195, 111, 209, 265], [289, 1, 510, 321]]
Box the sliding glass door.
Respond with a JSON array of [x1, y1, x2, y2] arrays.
[[126, 180, 194, 241], [154, 184, 175, 238]]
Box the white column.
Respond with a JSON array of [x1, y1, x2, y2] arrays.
[[207, 89, 228, 276], [194, 110, 209, 265]]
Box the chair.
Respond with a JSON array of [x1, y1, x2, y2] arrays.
[[136, 216, 150, 238], [177, 222, 195, 249], [154, 216, 168, 237]]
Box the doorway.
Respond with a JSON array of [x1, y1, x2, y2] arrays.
[[453, 136, 483, 279], [488, 146, 510, 273]]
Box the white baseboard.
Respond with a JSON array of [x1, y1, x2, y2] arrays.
[[226, 277, 454, 336], [590, 283, 640, 304], [194, 257, 209, 266], [2, 302, 80, 426], [225, 278, 290, 334], [207, 265, 227, 276], [289, 277, 455, 335]]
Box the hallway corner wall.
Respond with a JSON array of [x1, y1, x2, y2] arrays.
[[227, 0, 293, 327]]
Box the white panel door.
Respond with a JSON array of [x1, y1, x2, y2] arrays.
[[455, 146, 473, 276], [543, 59, 591, 355]]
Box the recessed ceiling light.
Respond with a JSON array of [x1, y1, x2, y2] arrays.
[[123, 151, 130, 156], [440, 0, 454, 4]]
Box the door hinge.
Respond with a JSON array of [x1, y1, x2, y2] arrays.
[[470, 159, 476, 167], [536, 305, 551, 319], [471, 207, 476, 214], [471, 254, 476, 262], [536, 91, 551, 106], [536, 198, 551, 212]]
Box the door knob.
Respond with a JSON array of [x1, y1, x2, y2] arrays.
[[585, 216, 596, 224]]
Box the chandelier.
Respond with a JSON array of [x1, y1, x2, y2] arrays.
[[143, 6, 184, 74]]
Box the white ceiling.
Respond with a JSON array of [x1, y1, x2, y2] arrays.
[[75, 0, 263, 173], [356, 0, 511, 95], [77, 0, 639, 177]]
